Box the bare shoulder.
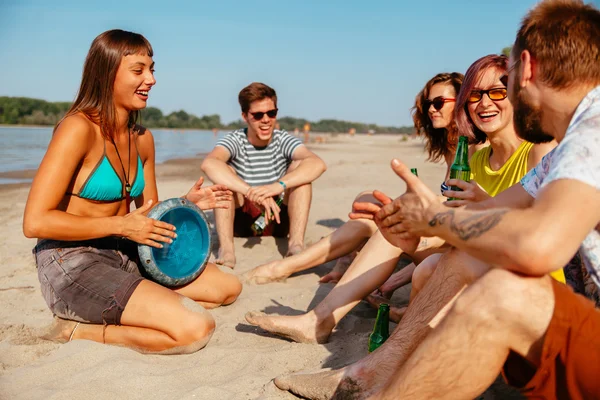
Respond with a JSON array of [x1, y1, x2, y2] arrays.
[[52, 113, 96, 148], [134, 124, 155, 157]]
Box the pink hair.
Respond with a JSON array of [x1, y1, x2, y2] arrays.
[[455, 54, 508, 144]]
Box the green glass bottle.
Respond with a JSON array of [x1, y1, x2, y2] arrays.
[[448, 136, 471, 200], [251, 194, 284, 235], [368, 303, 390, 353], [410, 168, 418, 177]]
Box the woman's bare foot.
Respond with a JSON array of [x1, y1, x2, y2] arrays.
[[243, 260, 290, 284], [319, 251, 357, 284], [215, 248, 236, 269], [365, 294, 407, 323], [286, 243, 304, 257], [40, 317, 80, 343], [244, 311, 331, 344], [274, 361, 388, 400]]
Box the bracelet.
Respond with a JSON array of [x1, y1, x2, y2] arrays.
[[278, 181, 287, 191]]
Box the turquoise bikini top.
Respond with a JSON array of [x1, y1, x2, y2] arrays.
[[71, 141, 145, 202]]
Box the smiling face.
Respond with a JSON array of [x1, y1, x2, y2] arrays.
[[242, 97, 277, 144], [427, 83, 456, 129], [466, 67, 513, 137], [113, 53, 156, 112]]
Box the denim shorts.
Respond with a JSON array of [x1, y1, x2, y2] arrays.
[[33, 238, 144, 325]]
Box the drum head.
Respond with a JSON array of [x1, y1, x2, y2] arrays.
[[138, 198, 212, 287]]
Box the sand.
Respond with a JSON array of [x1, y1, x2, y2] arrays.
[[0, 134, 516, 399]]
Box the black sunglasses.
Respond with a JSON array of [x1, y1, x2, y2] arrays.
[[467, 88, 508, 104], [424, 96, 456, 111], [499, 59, 520, 87], [248, 108, 278, 120]]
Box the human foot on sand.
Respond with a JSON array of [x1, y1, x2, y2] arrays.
[[319, 251, 357, 284], [285, 243, 304, 257], [274, 363, 385, 400], [365, 293, 407, 323], [40, 317, 80, 343], [243, 260, 291, 284], [245, 311, 330, 344], [215, 248, 236, 269]]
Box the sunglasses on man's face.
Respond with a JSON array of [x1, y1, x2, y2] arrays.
[[424, 96, 456, 111], [248, 108, 278, 120], [467, 88, 508, 104]]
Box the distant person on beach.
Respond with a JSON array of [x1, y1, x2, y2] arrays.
[[244, 72, 478, 285], [201, 82, 327, 269], [23, 29, 242, 354]]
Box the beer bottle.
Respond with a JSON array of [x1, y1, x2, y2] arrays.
[[368, 303, 390, 352], [251, 194, 284, 235], [410, 168, 418, 177], [448, 136, 471, 200]]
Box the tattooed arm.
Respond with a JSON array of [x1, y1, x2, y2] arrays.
[[421, 179, 600, 275]]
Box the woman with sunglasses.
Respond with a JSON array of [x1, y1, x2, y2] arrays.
[[407, 54, 564, 304], [244, 72, 471, 286], [23, 30, 242, 353]]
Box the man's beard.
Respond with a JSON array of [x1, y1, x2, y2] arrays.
[[512, 82, 554, 144]]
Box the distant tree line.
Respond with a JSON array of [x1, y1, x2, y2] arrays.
[[0, 96, 414, 134]]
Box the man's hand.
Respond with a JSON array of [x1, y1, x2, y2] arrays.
[[376, 159, 444, 240], [259, 196, 281, 225], [246, 182, 285, 205], [443, 178, 491, 208], [185, 177, 233, 210]]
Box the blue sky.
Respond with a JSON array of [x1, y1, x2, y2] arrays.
[[0, 0, 544, 126]]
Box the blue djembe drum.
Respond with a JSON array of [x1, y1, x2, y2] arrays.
[[138, 198, 211, 287]]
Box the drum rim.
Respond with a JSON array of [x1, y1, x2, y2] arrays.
[[138, 198, 212, 287]]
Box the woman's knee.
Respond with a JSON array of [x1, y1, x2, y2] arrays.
[[171, 297, 216, 351], [413, 255, 439, 291], [221, 273, 242, 305]]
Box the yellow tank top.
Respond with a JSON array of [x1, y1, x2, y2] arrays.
[[470, 141, 533, 197], [470, 141, 565, 283]]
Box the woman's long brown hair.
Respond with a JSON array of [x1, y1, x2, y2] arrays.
[[411, 72, 464, 162], [55, 29, 153, 139]]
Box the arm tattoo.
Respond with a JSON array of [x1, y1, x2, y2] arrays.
[[428, 209, 508, 241]]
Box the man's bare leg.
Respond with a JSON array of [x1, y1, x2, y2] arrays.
[[214, 192, 243, 268], [373, 271, 554, 400], [245, 231, 403, 343], [273, 249, 491, 399], [287, 182, 312, 256]]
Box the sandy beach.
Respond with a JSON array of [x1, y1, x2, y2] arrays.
[[0, 134, 515, 400]]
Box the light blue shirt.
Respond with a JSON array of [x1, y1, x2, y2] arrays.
[[521, 86, 600, 289]]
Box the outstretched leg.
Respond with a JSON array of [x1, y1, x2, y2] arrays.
[[273, 249, 490, 398], [245, 230, 404, 343], [373, 270, 556, 400]]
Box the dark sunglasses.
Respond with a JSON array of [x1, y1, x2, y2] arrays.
[[248, 108, 278, 120], [499, 59, 520, 87], [467, 88, 508, 103], [424, 96, 456, 111]]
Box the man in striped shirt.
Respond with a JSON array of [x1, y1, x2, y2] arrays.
[[201, 82, 327, 268]]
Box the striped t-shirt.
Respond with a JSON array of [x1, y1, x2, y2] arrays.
[[216, 128, 303, 186]]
